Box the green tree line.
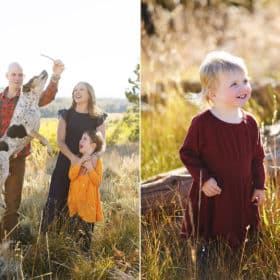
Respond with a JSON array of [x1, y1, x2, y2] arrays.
[[107, 64, 140, 144], [40, 98, 128, 117]]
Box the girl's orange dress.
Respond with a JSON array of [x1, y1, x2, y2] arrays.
[[67, 159, 103, 223]]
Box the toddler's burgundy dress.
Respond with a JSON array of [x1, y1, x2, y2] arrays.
[[179, 110, 265, 247]]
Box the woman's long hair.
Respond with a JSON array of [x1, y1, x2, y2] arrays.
[[70, 81, 103, 118]]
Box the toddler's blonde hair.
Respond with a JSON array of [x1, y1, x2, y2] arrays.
[[199, 51, 248, 104]]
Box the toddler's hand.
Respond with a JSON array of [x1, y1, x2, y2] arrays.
[[251, 189, 264, 206], [202, 178, 222, 197]]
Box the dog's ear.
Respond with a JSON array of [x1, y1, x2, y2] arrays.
[[0, 141, 9, 152], [22, 84, 31, 93], [22, 77, 35, 93], [7, 125, 27, 138]]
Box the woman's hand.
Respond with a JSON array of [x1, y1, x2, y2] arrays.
[[251, 189, 264, 206], [202, 177, 222, 197], [82, 159, 94, 171], [70, 155, 81, 166], [82, 154, 98, 171], [90, 154, 98, 167]]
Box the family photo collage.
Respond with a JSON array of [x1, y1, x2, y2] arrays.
[[0, 0, 280, 279]]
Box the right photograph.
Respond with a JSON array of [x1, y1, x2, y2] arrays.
[[141, 1, 280, 279]]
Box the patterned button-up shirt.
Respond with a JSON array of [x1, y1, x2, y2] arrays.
[[0, 81, 58, 157]]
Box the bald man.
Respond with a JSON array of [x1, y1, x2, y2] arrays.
[[0, 60, 64, 241]]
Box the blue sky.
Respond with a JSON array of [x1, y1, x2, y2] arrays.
[[0, 0, 140, 98]]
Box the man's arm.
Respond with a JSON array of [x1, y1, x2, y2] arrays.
[[39, 59, 64, 107]]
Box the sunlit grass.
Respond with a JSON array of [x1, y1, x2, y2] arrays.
[[1, 130, 139, 278], [141, 93, 199, 180], [141, 178, 280, 279]]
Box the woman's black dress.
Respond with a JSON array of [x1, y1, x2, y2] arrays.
[[41, 108, 106, 233]]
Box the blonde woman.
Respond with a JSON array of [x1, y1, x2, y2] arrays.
[[41, 82, 107, 233]]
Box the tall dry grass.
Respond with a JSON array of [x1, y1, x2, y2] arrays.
[[0, 119, 139, 279], [141, 92, 199, 180], [142, 177, 280, 279]]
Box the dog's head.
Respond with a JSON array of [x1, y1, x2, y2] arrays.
[[22, 70, 48, 99]]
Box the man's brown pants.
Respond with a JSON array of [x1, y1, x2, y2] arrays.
[[0, 156, 26, 240]]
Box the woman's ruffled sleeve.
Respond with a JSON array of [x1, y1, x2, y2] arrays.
[[96, 113, 108, 127], [58, 109, 68, 120]]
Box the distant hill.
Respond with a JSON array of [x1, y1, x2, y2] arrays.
[[40, 97, 128, 118]]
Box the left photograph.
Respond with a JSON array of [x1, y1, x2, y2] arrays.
[[0, 1, 140, 279]]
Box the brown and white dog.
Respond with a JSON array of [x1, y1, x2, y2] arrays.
[[0, 70, 52, 207]]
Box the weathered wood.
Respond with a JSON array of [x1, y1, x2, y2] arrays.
[[141, 168, 192, 214], [261, 123, 280, 189]]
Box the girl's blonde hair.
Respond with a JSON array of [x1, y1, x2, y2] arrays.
[[199, 51, 248, 104], [70, 81, 102, 117]]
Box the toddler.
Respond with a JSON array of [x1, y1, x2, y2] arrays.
[[179, 51, 265, 247]]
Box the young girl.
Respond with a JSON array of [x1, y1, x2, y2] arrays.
[[41, 82, 107, 233], [179, 51, 265, 248], [67, 129, 104, 251]]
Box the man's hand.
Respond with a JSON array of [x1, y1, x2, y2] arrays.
[[202, 177, 222, 197], [52, 59, 64, 76]]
